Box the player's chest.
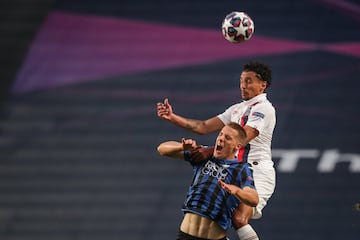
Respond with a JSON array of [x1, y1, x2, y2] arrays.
[[229, 107, 248, 124], [200, 160, 240, 180]]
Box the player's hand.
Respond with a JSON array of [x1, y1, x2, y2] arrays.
[[218, 179, 238, 195], [181, 138, 198, 151], [189, 146, 214, 163], [157, 98, 173, 120]]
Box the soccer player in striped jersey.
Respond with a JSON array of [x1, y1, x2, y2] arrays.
[[157, 122, 258, 240]]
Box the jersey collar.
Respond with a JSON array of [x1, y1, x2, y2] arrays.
[[243, 93, 267, 106]]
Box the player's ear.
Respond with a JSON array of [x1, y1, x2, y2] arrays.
[[261, 81, 267, 91], [235, 143, 243, 151]]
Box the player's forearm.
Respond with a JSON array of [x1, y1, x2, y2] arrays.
[[169, 113, 206, 134], [235, 188, 259, 207], [157, 141, 184, 159]]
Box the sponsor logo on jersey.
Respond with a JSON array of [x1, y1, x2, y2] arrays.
[[202, 160, 229, 180], [252, 111, 265, 118]]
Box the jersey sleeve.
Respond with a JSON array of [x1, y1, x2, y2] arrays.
[[217, 104, 236, 124]]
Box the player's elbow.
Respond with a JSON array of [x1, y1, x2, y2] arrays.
[[193, 126, 211, 135], [193, 119, 221, 135], [157, 141, 182, 157], [157, 144, 166, 156]]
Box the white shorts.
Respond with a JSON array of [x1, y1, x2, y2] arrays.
[[248, 161, 276, 219]]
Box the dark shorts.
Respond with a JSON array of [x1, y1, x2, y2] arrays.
[[177, 230, 227, 240]]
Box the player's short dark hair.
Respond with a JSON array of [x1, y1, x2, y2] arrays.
[[243, 61, 272, 87], [227, 122, 247, 144]]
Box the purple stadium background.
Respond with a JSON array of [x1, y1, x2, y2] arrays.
[[1, 0, 359, 239]]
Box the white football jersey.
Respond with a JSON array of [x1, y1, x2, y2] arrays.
[[217, 93, 276, 169]]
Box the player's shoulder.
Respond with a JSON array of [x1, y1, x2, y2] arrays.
[[253, 100, 276, 113], [263, 96, 276, 109]]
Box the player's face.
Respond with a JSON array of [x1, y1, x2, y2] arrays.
[[240, 71, 267, 100], [213, 126, 240, 160]]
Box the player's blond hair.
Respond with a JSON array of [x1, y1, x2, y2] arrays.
[[226, 122, 247, 145]]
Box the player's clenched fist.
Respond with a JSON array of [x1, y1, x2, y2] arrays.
[[181, 138, 198, 151]]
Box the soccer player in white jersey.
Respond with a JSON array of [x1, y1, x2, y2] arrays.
[[157, 61, 276, 240]]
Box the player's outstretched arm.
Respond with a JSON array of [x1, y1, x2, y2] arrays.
[[218, 180, 259, 207], [156, 98, 224, 134], [157, 138, 198, 159]]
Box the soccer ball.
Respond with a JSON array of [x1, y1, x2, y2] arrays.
[[221, 11, 255, 44]]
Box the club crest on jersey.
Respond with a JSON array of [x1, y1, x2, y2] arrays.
[[202, 160, 228, 180], [252, 111, 265, 119]]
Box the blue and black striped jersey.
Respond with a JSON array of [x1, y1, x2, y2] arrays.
[[182, 151, 255, 230]]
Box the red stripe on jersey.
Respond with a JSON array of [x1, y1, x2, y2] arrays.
[[238, 102, 259, 162], [237, 147, 245, 162]]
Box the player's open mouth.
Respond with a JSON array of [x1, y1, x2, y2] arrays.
[[215, 145, 223, 152]]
